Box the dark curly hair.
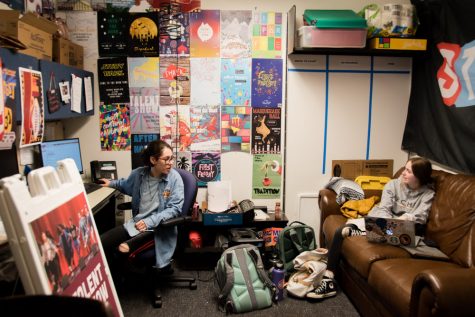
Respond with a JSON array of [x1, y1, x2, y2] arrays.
[[141, 140, 172, 167]]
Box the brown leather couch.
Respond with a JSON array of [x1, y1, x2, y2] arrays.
[[318, 169, 475, 317]]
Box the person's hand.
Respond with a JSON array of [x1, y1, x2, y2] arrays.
[[99, 178, 110, 187], [135, 220, 147, 232]]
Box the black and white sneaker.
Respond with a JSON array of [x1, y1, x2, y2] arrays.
[[307, 277, 337, 299], [342, 224, 365, 238]]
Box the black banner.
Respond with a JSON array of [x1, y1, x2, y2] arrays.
[[402, 0, 475, 174]]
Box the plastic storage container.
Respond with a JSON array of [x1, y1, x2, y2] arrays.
[[298, 10, 367, 48]]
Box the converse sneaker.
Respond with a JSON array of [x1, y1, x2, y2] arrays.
[[342, 224, 364, 238], [307, 277, 337, 299]]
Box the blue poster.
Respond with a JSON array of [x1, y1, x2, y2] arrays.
[[221, 58, 251, 106], [251, 58, 283, 108]]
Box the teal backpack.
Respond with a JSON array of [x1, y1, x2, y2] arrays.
[[215, 244, 276, 313]]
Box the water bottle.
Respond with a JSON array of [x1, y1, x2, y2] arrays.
[[271, 260, 285, 301]]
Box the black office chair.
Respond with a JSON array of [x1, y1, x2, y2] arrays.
[[117, 168, 198, 308]]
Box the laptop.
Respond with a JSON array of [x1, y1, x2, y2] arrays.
[[364, 216, 419, 247]]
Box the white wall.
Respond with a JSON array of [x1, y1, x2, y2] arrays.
[[64, 0, 412, 238]]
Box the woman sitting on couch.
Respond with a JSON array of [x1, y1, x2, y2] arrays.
[[308, 157, 435, 300]]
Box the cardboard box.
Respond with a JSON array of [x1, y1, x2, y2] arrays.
[[332, 159, 394, 180], [370, 37, 427, 51], [0, 10, 57, 60], [53, 37, 84, 68]]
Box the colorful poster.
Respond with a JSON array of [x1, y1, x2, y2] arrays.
[[252, 108, 281, 154], [131, 133, 159, 169], [221, 58, 251, 106], [192, 152, 220, 187], [220, 10, 252, 58], [189, 10, 220, 57], [190, 58, 220, 105], [97, 57, 129, 104], [97, 11, 127, 57], [19, 68, 44, 147], [221, 106, 251, 153], [159, 105, 191, 151], [159, 56, 190, 106], [252, 11, 283, 59], [175, 151, 192, 172], [127, 12, 160, 57], [190, 105, 220, 152], [0, 58, 4, 141], [150, 0, 201, 13], [127, 57, 160, 88], [99, 103, 131, 151], [29, 193, 122, 316], [251, 58, 283, 108], [159, 12, 190, 56], [129, 87, 160, 134], [252, 154, 282, 199]]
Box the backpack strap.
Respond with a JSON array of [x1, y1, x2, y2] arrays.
[[217, 252, 235, 312], [289, 228, 304, 253], [235, 247, 258, 310], [248, 248, 277, 301]]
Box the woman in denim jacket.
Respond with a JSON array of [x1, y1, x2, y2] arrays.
[[100, 140, 184, 282]]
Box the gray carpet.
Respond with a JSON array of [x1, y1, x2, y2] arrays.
[[118, 269, 361, 317]]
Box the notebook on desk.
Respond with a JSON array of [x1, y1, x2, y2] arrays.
[[365, 216, 419, 247]]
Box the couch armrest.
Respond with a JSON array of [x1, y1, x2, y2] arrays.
[[410, 267, 475, 317], [318, 189, 341, 247]]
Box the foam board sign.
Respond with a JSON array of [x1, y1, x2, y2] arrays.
[[0, 159, 123, 316]]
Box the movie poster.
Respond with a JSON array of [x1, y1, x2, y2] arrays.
[[127, 12, 160, 57], [97, 11, 127, 57], [131, 133, 159, 169], [221, 106, 251, 153], [29, 193, 122, 316], [190, 58, 220, 105], [159, 105, 191, 151], [159, 56, 190, 106], [192, 152, 220, 187], [190, 10, 220, 57], [221, 58, 251, 106], [159, 12, 190, 56], [220, 10, 252, 58], [129, 87, 160, 134], [19, 68, 44, 147], [190, 105, 220, 152], [127, 57, 160, 88], [99, 103, 131, 151], [252, 108, 281, 154], [252, 12, 283, 59], [252, 154, 282, 199], [251, 58, 283, 108], [97, 57, 129, 104], [175, 151, 192, 172]]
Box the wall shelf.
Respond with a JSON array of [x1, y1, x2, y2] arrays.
[[287, 6, 427, 58]]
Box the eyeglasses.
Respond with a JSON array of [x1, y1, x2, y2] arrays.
[[159, 156, 175, 164]]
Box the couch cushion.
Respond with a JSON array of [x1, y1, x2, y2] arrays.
[[368, 258, 460, 317], [427, 173, 475, 268], [342, 237, 411, 279]]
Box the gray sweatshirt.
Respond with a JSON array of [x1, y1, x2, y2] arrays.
[[368, 177, 435, 224]]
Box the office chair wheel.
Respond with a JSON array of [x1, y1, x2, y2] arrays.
[[153, 298, 162, 308], [189, 281, 197, 290]]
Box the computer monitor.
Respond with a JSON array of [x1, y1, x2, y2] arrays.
[[39, 138, 84, 174]]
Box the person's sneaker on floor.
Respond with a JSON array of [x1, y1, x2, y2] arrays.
[[342, 225, 364, 238], [307, 277, 337, 299]]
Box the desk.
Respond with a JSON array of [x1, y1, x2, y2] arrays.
[[87, 187, 119, 234], [178, 213, 288, 269]]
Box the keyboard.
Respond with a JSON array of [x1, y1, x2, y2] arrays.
[[84, 182, 102, 194]]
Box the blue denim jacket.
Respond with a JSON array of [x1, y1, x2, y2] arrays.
[[108, 167, 184, 268]]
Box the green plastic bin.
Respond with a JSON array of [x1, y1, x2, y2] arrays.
[[304, 10, 367, 29]]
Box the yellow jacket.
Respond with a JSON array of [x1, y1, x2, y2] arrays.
[[340, 196, 380, 219]]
